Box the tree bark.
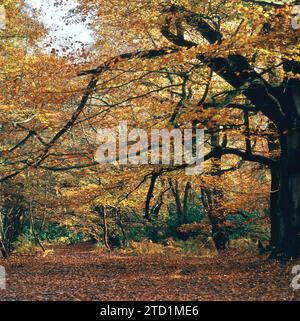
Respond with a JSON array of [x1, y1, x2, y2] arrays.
[[101, 206, 110, 250], [144, 173, 159, 221], [94, 205, 110, 250], [272, 129, 300, 259], [160, 8, 300, 258], [201, 188, 229, 251], [169, 180, 184, 224], [116, 208, 127, 247], [183, 182, 191, 224], [0, 237, 8, 258], [269, 167, 280, 252], [202, 131, 229, 251]]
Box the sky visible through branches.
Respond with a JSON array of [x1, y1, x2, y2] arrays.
[[26, 0, 93, 51]]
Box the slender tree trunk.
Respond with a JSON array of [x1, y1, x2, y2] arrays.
[[0, 237, 8, 258], [101, 206, 110, 250], [0, 212, 8, 258], [183, 182, 191, 224], [201, 188, 229, 251], [29, 202, 45, 252], [152, 193, 164, 218], [116, 208, 127, 246], [201, 131, 229, 251], [94, 205, 110, 250], [144, 173, 159, 221], [169, 180, 184, 224]]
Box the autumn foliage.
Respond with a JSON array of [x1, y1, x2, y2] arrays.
[[0, 0, 300, 301]]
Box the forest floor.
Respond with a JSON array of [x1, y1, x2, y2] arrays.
[[0, 244, 299, 301]]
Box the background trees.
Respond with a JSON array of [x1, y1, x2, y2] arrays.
[[0, 0, 299, 259]]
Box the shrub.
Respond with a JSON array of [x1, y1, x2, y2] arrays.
[[12, 234, 41, 255], [120, 239, 165, 255]]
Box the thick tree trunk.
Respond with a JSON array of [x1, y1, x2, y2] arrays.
[[272, 129, 300, 259], [269, 167, 280, 253]]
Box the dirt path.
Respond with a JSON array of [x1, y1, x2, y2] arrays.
[[0, 246, 297, 301]]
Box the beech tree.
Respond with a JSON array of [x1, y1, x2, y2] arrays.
[[73, 0, 300, 258], [0, 0, 298, 259]]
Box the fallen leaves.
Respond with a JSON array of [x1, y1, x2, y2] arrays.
[[0, 245, 297, 301]]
